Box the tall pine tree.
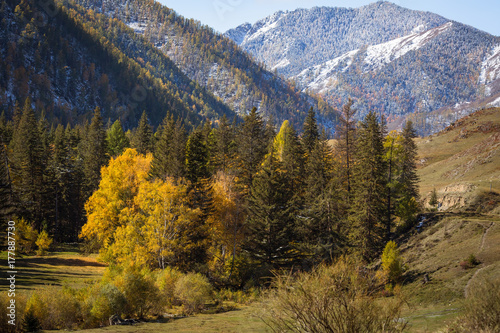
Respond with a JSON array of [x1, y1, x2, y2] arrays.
[[9, 97, 44, 227], [81, 107, 107, 201], [151, 113, 186, 181], [349, 111, 387, 261], [131, 111, 153, 155], [302, 107, 319, 155], [244, 151, 297, 269], [336, 99, 357, 196], [235, 107, 267, 193]]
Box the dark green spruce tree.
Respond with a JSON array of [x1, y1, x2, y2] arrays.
[[349, 111, 387, 261], [244, 150, 297, 270], [80, 107, 107, 201], [235, 107, 267, 193], [0, 116, 14, 222], [151, 113, 186, 181], [301, 130, 345, 263], [209, 115, 235, 173], [336, 99, 357, 196], [395, 120, 420, 228], [9, 97, 44, 227], [302, 107, 320, 155], [131, 111, 153, 155]]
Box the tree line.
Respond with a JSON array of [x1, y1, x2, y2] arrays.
[[0, 97, 419, 286]]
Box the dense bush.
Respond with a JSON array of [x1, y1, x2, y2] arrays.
[[155, 266, 183, 309], [174, 273, 214, 314], [262, 257, 407, 333]]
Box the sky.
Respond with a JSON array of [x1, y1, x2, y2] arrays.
[[157, 0, 500, 36]]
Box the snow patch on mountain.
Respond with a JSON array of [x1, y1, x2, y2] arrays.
[[364, 22, 452, 70], [296, 50, 358, 92], [224, 23, 251, 45], [127, 22, 147, 34], [479, 44, 500, 96], [295, 22, 453, 92], [245, 11, 289, 42]]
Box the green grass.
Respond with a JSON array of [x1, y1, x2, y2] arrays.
[[75, 304, 270, 333], [0, 245, 106, 291]]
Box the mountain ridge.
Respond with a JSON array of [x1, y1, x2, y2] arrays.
[[225, 1, 500, 135]]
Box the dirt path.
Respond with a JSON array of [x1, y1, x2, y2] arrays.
[[464, 221, 494, 298], [464, 266, 487, 298], [479, 222, 494, 252]]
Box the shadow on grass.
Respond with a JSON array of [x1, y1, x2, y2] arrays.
[[20, 256, 107, 268]]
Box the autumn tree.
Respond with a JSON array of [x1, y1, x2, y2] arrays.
[[80, 149, 152, 256], [109, 178, 201, 269], [206, 171, 245, 283]]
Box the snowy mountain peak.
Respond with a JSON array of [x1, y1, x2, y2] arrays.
[[295, 22, 454, 93]]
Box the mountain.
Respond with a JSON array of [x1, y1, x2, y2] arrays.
[[227, 2, 449, 76], [0, 0, 235, 128], [0, 0, 335, 130], [72, 0, 335, 130], [226, 1, 500, 135]]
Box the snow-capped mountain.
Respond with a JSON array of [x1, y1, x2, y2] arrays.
[[226, 1, 449, 76], [226, 1, 500, 134], [294, 22, 454, 93]]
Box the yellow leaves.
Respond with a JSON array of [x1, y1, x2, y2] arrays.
[[80, 149, 152, 249], [206, 172, 245, 274], [35, 230, 53, 256], [80, 148, 200, 268], [133, 179, 200, 269], [380, 241, 405, 285]]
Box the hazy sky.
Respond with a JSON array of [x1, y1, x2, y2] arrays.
[[157, 0, 500, 36]]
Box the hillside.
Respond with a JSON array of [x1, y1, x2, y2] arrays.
[[417, 107, 500, 212], [0, 0, 234, 128], [226, 1, 500, 135], [73, 0, 336, 130]]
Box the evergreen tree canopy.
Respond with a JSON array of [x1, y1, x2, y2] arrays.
[[349, 111, 387, 261], [302, 107, 320, 155], [106, 119, 129, 157], [132, 111, 154, 155]]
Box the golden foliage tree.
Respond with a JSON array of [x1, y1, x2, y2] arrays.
[[80, 149, 152, 256]]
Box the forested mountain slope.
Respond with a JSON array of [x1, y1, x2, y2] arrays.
[[226, 1, 500, 135], [74, 0, 335, 130], [0, 0, 234, 128]]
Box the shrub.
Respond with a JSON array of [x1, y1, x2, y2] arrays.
[[25, 287, 82, 330], [15, 218, 38, 255], [155, 266, 183, 308], [88, 283, 127, 325], [380, 241, 406, 285], [263, 257, 407, 333], [447, 277, 500, 332], [460, 254, 480, 270], [174, 273, 214, 314], [112, 264, 159, 318], [35, 230, 53, 256]]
